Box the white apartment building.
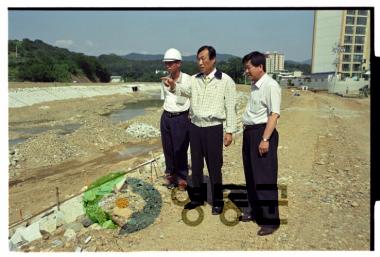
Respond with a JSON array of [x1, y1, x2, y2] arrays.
[[265, 51, 285, 74], [311, 9, 371, 79]]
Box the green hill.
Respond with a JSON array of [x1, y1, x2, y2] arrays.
[[97, 54, 200, 82], [123, 52, 237, 62], [8, 39, 249, 83], [8, 39, 111, 83]]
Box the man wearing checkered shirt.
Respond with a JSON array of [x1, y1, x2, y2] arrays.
[[162, 45, 237, 215]]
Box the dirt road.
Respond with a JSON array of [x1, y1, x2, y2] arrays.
[[9, 86, 370, 251]]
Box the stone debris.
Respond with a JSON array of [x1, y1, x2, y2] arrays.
[[80, 217, 94, 228], [84, 236, 92, 244], [39, 216, 57, 234], [16, 222, 42, 242], [9, 148, 24, 175], [51, 239, 64, 248], [40, 230, 50, 240], [126, 122, 160, 139], [63, 229, 76, 241], [351, 202, 359, 207]]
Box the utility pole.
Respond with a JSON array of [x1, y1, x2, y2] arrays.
[[332, 43, 345, 93], [15, 41, 22, 59], [360, 58, 365, 79]]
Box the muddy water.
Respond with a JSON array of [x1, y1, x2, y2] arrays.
[[8, 98, 163, 147], [8, 123, 82, 147], [108, 99, 163, 123], [9, 138, 28, 147]]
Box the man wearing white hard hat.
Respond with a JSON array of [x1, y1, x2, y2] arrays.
[[160, 48, 191, 191]]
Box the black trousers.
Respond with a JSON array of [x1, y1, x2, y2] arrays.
[[242, 124, 280, 227], [189, 123, 224, 207], [160, 111, 190, 180]]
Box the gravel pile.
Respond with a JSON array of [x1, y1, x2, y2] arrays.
[[14, 131, 83, 170], [125, 123, 160, 139], [9, 148, 25, 177]]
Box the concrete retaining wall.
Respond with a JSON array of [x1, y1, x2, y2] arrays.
[[9, 83, 161, 108]]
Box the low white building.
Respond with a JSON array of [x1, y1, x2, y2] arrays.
[[293, 71, 303, 77], [155, 70, 169, 75], [110, 76, 122, 83]]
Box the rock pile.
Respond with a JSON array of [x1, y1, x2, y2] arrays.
[[9, 148, 25, 177], [125, 123, 160, 139]]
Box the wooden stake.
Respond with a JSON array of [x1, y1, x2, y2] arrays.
[[150, 163, 154, 183], [84, 170, 88, 186], [56, 187, 60, 211]]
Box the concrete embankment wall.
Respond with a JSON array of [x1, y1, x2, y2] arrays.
[[328, 79, 370, 94], [8, 83, 161, 108]]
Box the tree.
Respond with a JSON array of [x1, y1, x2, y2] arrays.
[[95, 64, 111, 83], [51, 63, 71, 82], [8, 39, 112, 82]]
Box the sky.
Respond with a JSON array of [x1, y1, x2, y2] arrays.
[[8, 10, 314, 62]]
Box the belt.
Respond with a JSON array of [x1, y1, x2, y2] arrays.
[[164, 110, 189, 118], [243, 123, 266, 130]]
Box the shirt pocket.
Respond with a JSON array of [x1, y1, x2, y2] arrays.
[[176, 96, 188, 105], [249, 93, 263, 113]]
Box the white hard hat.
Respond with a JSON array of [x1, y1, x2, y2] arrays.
[[163, 48, 182, 62]]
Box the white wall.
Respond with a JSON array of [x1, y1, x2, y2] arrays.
[[312, 10, 343, 73]]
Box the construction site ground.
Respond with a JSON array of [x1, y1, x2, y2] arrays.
[[8, 83, 370, 251]]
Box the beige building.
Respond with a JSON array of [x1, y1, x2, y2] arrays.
[[311, 9, 371, 79], [265, 51, 285, 74]]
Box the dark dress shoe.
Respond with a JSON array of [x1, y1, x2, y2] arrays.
[[257, 226, 279, 236], [211, 206, 224, 215], [184, 201, 204, 210], [177, 179, 188, 191], [163, 175, 177, 189]]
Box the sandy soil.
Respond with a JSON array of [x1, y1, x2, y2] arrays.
[[8, 84, 370, 251]]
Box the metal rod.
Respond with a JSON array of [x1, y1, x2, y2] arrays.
[[151, 151, 159, 178]]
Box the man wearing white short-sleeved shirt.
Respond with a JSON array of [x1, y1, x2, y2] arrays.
[[160, 48, 191, 191], [241, 51, 281, 236]]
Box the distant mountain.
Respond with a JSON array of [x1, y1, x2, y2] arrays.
[[284, 59, 311, 74], [285, 59, 311, 65], [285, 60, 300, 65], [123, 53, 164, 61], [123, 53, 239, 62]]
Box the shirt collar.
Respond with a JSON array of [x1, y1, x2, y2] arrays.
[[176, 72, 183, 84], [252, 73, 268, 88], [206, 68, 217, 79]]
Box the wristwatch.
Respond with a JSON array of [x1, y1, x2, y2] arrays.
[[262, 137, 269, 142]]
